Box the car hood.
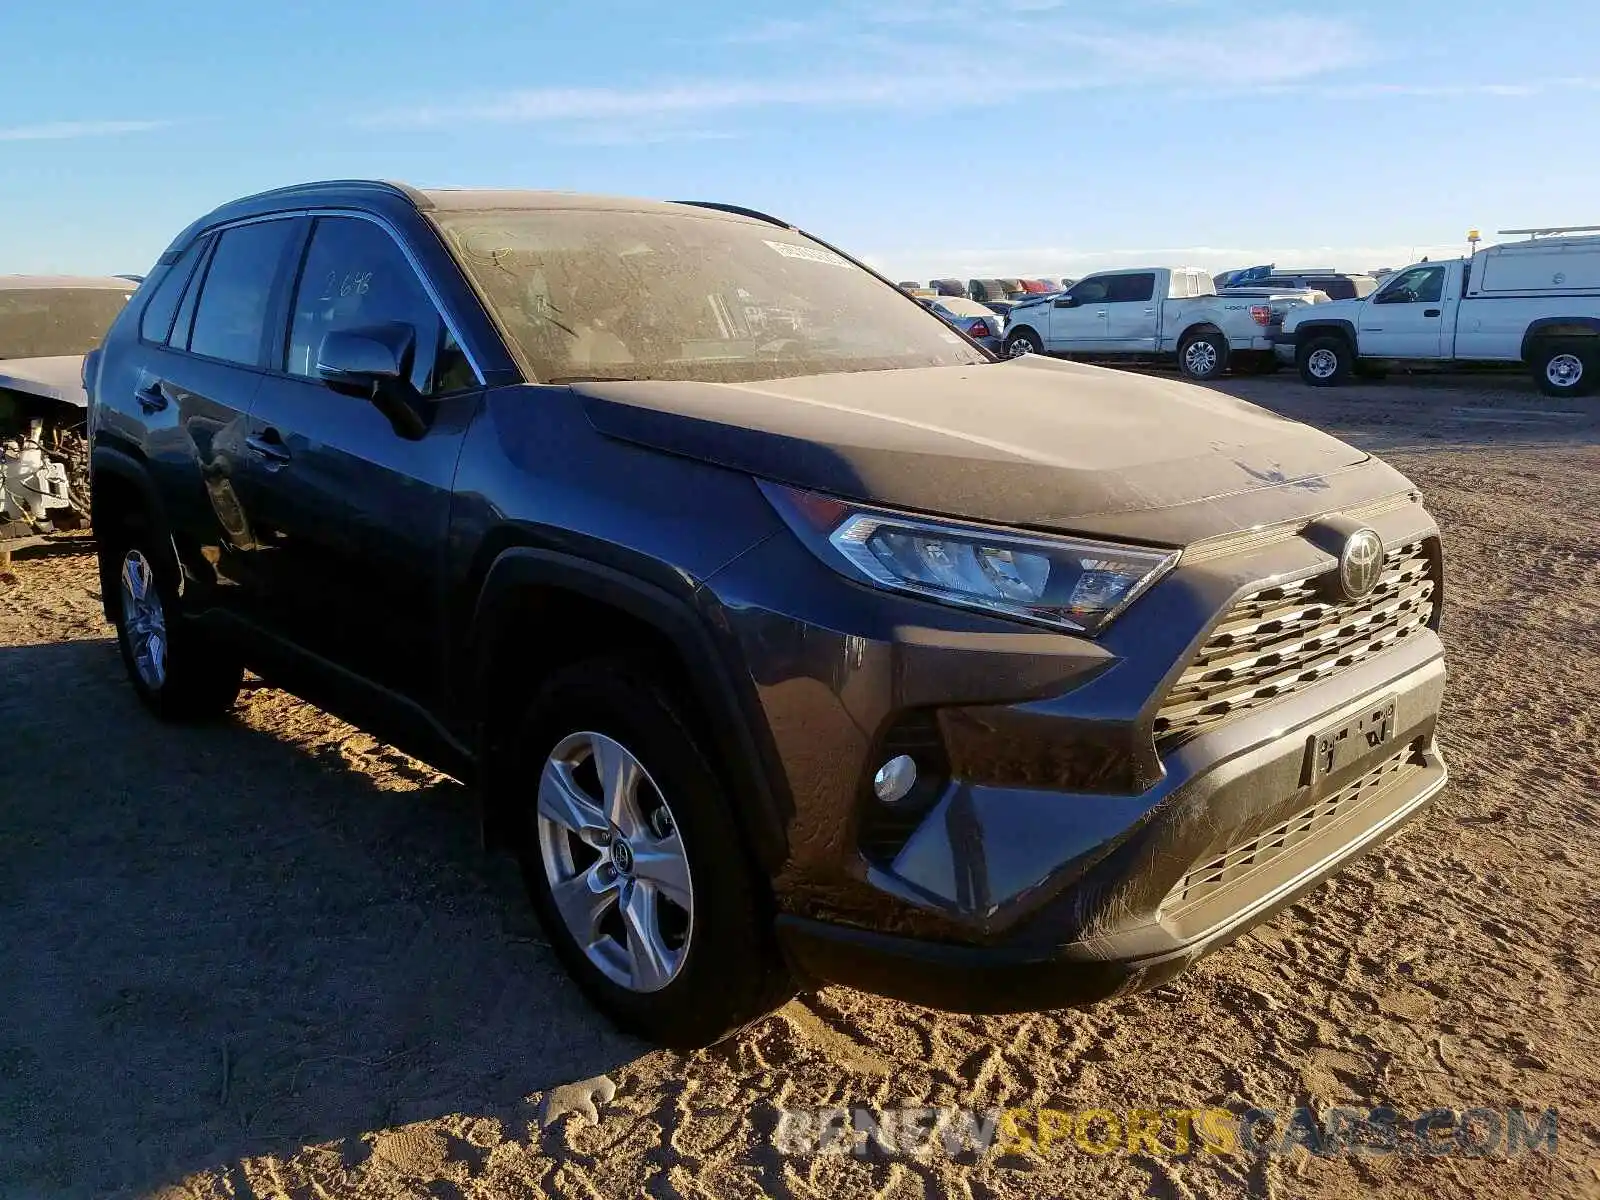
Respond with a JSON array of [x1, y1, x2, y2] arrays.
[[0, 356, 88, 408], [578, 355, 1409, 545]]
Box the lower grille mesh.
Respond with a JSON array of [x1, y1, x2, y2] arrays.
[[1163, 747, 1415, 914]]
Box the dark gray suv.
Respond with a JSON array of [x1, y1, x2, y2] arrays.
[[87, 181, 1448, 1047]]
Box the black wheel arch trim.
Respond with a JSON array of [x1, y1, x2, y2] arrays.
[[89, 444, 175, 622], [1292, 319, 1358, 348], [1521, 316, 1600, 361], [468, 545, 792, 871]]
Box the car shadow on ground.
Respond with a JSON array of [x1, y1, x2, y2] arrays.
[[0, 637, 650, 1197]]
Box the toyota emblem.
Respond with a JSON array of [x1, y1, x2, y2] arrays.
[[1338, 528, 1384, 600]]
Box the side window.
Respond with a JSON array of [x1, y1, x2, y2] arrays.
[[139, 240, 205, 343], [168, 238, 213, 350], [187, 221, 297, 365], [285, 216, 474, 396], [1069, 277, 1109, 304], [1106, 273, 1156, 303], [1377, 265, 1446, 305], [1311, 277, 1356, 301]]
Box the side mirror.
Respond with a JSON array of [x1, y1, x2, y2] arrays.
[[316, 323, 427, 440], [1053, 296, 1078, 309]]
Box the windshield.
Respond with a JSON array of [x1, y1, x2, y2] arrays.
[[431, 208, 987, 384], [0, 288, 132, 359]]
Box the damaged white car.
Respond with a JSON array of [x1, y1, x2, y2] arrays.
[[0, 275, 134, 540]]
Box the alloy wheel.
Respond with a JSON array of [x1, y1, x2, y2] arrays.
[[119, 549, 168, 690], [536, 731, 694, 993], [1007, 338, 1033, 358], [1184, 340, 1219, 377]]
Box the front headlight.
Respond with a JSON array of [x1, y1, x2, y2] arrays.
[[761, 483, 1179, 635]]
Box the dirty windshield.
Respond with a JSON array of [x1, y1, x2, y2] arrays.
[[433, 207, 988, 384], [0, 288, 132, 359]]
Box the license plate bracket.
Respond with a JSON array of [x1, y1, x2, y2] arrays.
[[1306, 696, 1396, 784]]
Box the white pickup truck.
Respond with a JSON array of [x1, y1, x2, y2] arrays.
[[1277, 227, 1600, 397], [999, 266, 1317, 380]]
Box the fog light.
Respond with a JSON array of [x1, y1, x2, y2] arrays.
[[872, 755, 918, 804]]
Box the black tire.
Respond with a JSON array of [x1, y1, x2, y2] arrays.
[[1530, 339, 1595, 398], [104, 528, 244, 721], [1297, 334, 1353, 387], [1004, 327, 1044, 358], [1178, 329, 1229, 381], [503, 657, 794, 1047]]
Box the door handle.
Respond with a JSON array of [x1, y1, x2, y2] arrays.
[[1095, 309, 1109, 317], [245, 430, 291, 464], [1424, 309, 1441, 317], [134, 384, 167, 413]]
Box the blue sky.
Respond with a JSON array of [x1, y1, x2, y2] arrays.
[[3, 0, 1598, 281]]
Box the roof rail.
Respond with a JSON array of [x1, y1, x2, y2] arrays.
[[233, 179, 431, 210], [675, 201, 792, 228], [1498, 224, 1600, 238]]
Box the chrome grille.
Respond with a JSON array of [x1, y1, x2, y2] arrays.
[[1154, 540, 1437, 747], [1164, 747, 1414, 914]]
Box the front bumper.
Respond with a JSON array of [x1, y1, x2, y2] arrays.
[[777, 646, 1446, 1011], [701, 489, 1446, 1012]]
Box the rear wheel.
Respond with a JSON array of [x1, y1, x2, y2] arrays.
[[1004, 328, 1043, 358], [1531, 339, 1595, 397], [1298, 335, 1353, 387], [1178, 330, 1229, 381], [504, 657, 794, 1047], [107, 532, 243, 721]]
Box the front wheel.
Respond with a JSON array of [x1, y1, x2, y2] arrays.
[[1531, 340, 1594, 397], [1178, 331, 1229, 381], [1297, 335, 1353, 387], [1003, 328, 1043, 358], [505, 658, 794, 1047]]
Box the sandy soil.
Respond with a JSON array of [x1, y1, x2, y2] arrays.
[[2, 371, 1598, 1199]]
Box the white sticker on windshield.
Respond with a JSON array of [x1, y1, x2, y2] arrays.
[[764, 240, 854, 269]]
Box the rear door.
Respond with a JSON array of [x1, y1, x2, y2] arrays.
[[1102, 271, 1159, 351], [233, 213, 482, 707], [1358, 264, 1451, 359], [127, 218, 301, 615], [1045, 276, 1112, 351]]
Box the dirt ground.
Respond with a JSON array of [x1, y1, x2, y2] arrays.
[[2, 370, 1597, 1199]]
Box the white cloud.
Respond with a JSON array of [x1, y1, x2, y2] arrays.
[[0, 119, 171, 142], [364, 12, 1366, 131]]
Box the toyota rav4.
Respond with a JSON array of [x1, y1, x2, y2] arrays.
[[87, 181, 1448, 1047]]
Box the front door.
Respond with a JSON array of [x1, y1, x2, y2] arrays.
[[1046, 277, 1112, 352], [233, 214, 481, 707], [1358, 264, 1449, 359]]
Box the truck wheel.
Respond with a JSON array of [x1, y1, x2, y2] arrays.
[[503, 656, 795, 1047], [1178, 331, 1229, 380], [1004, 328, 1043, 358], [106, 531, 244, 721], [1298, 335, 1352, 387], [1531, 340, 1595, 397]]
